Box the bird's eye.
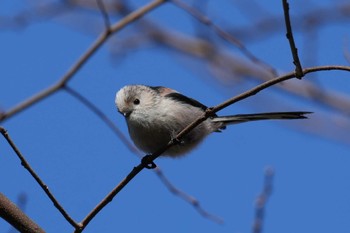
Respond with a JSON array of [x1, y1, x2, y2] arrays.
[[133, 99, 140, 105]]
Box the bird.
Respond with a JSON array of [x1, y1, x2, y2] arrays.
[[115, 85, 311, 157]]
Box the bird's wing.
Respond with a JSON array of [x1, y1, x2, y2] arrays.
[[164, 92, 209, 112], [149, 86, 178, 96], [149, 86, 209, 111]]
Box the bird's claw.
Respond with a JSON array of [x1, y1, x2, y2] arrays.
[[141, 155, 157, 169], [171, 137, 184, 145]]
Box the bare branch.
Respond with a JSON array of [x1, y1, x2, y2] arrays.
[[252, 167, 274, 233], [0, 0, 166, 123], [282, 0, 304, 78], [154, 168, 224, 224], [212, 66, 350, 113], [171, 0, 278, 76], [0, 127, 80, 229], [2, 1, 350, 231], [0, 193, 45, 233], [63, 86, 140, 155], [147, 27, 350, 116], [230, 3, 350, 42], [77, 163, 144, 232]]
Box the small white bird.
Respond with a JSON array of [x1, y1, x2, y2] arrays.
[[115, 85, 310, 157]]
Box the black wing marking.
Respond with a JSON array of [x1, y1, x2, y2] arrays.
[[151, 86, 218, 118], [164, 92, 208, 112], [148, 86, 175, 96], [148, 86, 164, 93]]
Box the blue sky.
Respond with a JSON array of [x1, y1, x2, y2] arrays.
[[1, 1, 350, 233]]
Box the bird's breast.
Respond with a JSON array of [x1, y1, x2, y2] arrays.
[[127, 118, 171, 154]]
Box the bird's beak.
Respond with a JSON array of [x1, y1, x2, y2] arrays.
[[118, 110, 131, 118]]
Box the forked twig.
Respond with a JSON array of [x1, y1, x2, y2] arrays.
[[0, 0, 166, 123]]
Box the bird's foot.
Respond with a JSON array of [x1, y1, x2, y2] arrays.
[[141, 155, 157, 169]]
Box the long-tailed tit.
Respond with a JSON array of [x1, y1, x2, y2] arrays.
[[115, 85, 310, 157]]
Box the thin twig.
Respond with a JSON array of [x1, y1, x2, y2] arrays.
[[96, 0, 111, 30], [79, 65, 350, 231], [0, 0, 166, 123], [63, 86, 139, 154], [252, 167, 274, 233], [171, 0, 278, 76], [154, 168, 224, 224], [0, 127, 80, 229], [211, 66, 350, 113], [282, 0, 304, 78], [76, 163, 144, 233]]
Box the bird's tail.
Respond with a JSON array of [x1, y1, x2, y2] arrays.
[[211, 111, 312, 125]]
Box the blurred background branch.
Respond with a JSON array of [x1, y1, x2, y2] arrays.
[[1, 0, 350, 232], [2, 0, 350, 143]]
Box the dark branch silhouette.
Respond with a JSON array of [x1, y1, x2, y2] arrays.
[[0, 127, 79, 228], [282, 0, 304, 78], [1, 0, 350, 232], [0, 192, 45, 233]]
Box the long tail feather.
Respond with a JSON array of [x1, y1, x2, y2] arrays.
[[212, 111, 312, 124]]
